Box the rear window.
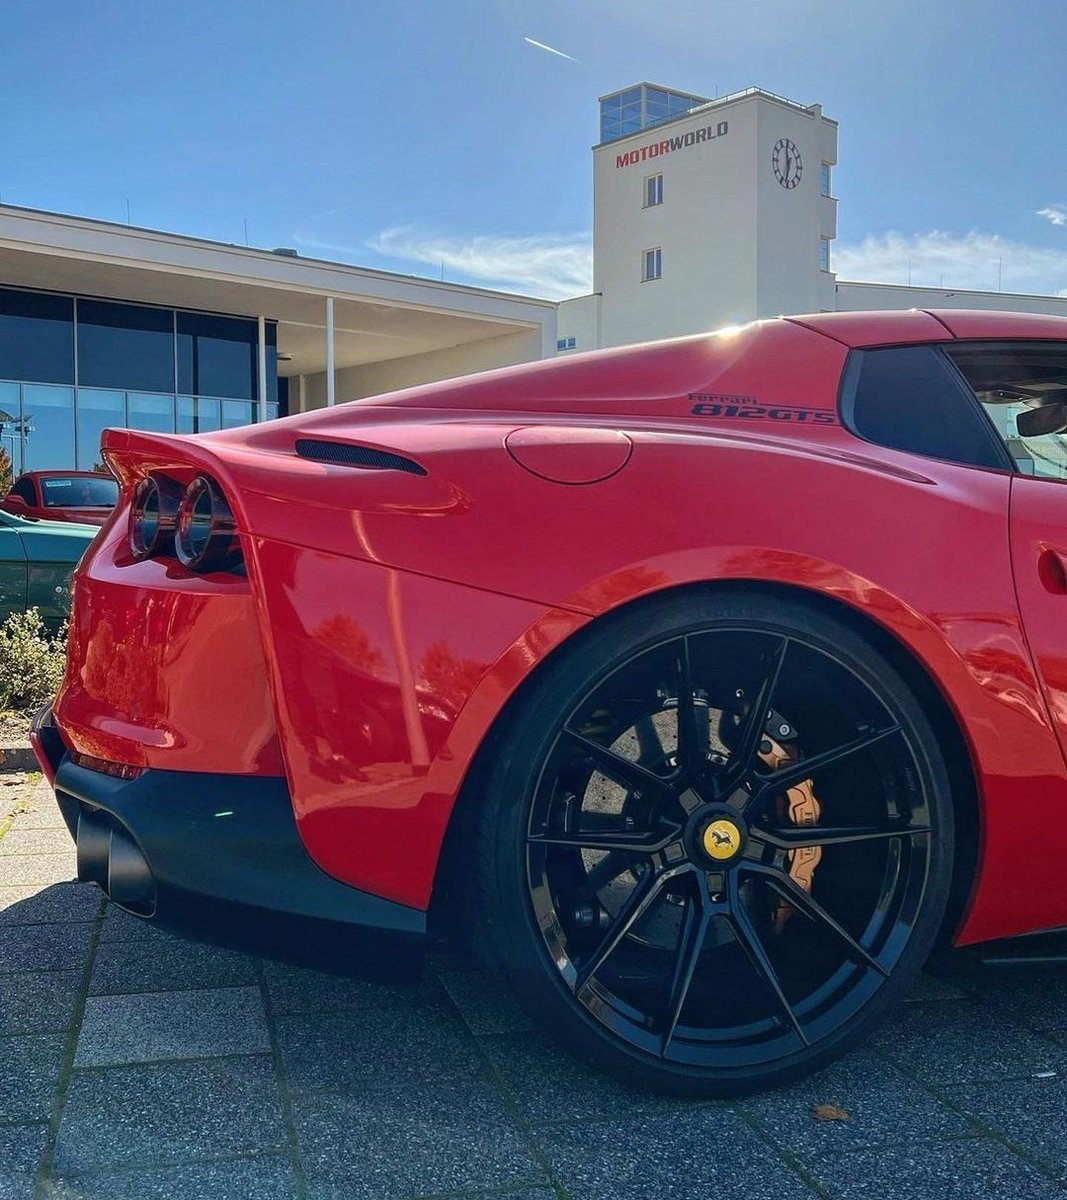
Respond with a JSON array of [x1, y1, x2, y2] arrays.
[[41, 476, 118, 507], [845, 345, 1008, 470]]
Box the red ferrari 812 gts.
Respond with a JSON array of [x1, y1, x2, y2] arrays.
[[32, 308, 1067, 1095]]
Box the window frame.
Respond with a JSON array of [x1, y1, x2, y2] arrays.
[[644, 172, 664, 208], [642, 246, 662, 283], [838, 343, 1015, 473]]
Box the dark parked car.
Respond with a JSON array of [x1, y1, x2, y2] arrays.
[[0, 508, 98, 624], [1, 471, 119, 526]]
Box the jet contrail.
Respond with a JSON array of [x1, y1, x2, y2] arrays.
[[524, 36, 580, 63]]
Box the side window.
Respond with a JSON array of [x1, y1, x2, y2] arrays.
[[10, 478, 35, 504], [844, 345, 1008, 470], [946, 342, 1067, 482]]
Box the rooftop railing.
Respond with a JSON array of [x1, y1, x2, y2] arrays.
[[688, 86, 822, 118]]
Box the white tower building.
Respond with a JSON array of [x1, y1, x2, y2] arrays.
[[559, 84, 838, 350]]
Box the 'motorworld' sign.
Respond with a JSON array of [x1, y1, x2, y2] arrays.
[[615, 121, 729, 169]]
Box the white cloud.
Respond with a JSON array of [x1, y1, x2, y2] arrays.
[[365, 226, 593, 299], [1038, 206, 1067, 227], [833, 229, 1067, 295]]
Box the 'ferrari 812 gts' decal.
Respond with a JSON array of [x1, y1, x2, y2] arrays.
[[689, 393, 837, 423]]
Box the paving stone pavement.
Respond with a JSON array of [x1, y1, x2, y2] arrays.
[[4, 776, 1067, 1198]]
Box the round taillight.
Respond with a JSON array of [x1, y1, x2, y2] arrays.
[[175, 476, 242, 572], [129, 476, 180, 559]]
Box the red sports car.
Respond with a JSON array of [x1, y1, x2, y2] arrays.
[[2, 470, 119, 526], [31, 309, 1067, 1095]]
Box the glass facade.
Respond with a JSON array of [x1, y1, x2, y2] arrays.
[[600, 84, 708, 144], [0, 286, 285, 474], [78, 300, 175, 392], [0, 290, 74, 385]]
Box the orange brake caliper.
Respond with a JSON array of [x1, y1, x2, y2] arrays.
[[758, 736, 822, 932]]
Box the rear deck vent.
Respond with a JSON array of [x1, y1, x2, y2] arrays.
[[295, 439, 427, 475]]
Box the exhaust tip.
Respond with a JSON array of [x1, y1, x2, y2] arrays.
[[108, 828, 155, 911], [76, 806, 156, 914], [76, 808, 110, 887]]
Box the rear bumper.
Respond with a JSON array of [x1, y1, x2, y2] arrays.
[[32, 707, 425, 978]]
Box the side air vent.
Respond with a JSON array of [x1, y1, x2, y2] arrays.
[[295, 439, 428, 476]]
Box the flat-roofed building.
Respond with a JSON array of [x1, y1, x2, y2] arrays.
[[0, 205, 556, 473]]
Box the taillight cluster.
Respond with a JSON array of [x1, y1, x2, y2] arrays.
[[129, 474, 243, 572]]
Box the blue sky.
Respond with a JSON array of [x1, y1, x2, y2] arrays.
[[2, 0, 1067, 299]]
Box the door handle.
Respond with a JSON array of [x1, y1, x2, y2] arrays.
[[1039, 547, 1067, 595]]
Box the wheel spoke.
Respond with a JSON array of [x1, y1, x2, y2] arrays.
[[757, 821, 930, 850], [725, 638, 789, 785], [529, 823, 681, 854], [661, 879, 714, 1057], [744, 863, 889, 977], [675, 636, 706, 774], [573, 867, 672, 994], [677, 786, 705, 816], [635, 716, 668, 769], [751, 725, 901, 802], [725, 873, 809, 1046], [560, 729, 678, 806]]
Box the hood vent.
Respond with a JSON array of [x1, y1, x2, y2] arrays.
[[295, 439, 427, 476]]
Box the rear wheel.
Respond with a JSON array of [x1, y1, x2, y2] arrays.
[[473, 590, 953, 1096]]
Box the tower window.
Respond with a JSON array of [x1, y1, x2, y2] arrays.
[[821, 162, 832, 197], [820, 238, 831, 272], [644, 173, 663, 207], [642, 247, 662, 281]]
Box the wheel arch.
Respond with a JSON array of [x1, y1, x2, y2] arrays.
[[429, 576, 980, 951]]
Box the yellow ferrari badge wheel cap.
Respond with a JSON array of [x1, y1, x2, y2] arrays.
[[703, 817, 743, 861]]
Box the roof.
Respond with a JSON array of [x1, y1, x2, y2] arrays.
[[792, 308, 1067, 347]]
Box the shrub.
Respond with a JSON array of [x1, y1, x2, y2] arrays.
[[0, 609, 67, 712]]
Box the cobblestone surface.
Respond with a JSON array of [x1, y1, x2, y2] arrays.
[[3, 775, 1067, 1199]]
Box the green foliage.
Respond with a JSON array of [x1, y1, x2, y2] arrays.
[[0, 608, 67, 712], [0, 446, 11, 498]]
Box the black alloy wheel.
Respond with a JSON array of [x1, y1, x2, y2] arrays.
[[473, 590, 953, 1096]]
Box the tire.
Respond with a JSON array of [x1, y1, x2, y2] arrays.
[[472, 588, 954, 1097]]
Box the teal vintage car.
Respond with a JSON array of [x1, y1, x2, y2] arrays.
[[0, 508, 98, 626]]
